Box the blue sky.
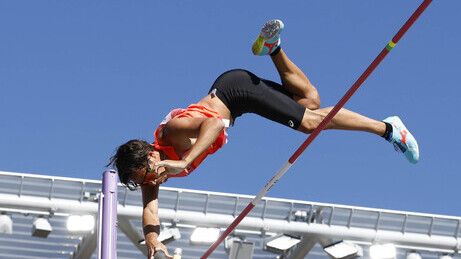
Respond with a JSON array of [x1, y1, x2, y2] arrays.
[[1, 1, 459, 217]]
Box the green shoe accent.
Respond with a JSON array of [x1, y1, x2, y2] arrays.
[[252, 35, 266, 55]]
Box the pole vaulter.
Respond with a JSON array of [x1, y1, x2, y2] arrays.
[[201, 1, 433, 258]]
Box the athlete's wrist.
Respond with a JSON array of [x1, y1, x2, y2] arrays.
[[182, 158, 192, 169]]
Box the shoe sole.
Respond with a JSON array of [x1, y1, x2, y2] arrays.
[[252, 20, 282, 55], [260, 20, 282, 39]]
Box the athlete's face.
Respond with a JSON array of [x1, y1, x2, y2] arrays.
[[127, 151, 166, 189]]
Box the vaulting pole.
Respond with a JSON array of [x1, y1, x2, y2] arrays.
[[201, 1, 433, 258]]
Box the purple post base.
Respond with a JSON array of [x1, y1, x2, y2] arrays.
[[97, 170, 118, 259]]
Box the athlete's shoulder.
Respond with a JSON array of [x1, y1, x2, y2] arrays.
[[160, 108, 186, 125]]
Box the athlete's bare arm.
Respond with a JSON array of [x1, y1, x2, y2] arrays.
[[141, 184, 173, 258], [155, 117, 225, 175]]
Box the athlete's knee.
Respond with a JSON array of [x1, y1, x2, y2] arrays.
[[297, 91, 321, 111], [306, 85, 321, 109], [307, 93, 321, 110]]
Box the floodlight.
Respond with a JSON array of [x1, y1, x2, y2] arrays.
[[323, 241, 363, 259], [294, 210, 308, 221], [406, 251, 421, 259], [190, 227, 220, 245], [158, 227, 181, 244], [67, 215, 95, 233], [264, 234, 301, 254], [370, 244, 396, 259], [0, 214, 13, 234], [32, 217, 52, 238]]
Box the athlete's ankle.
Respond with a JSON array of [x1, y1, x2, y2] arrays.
[[270, 46, 281, 56], [381, 121, 393, 141]]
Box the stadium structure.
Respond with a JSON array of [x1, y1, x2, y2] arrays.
[[0, 171, 460, 259]]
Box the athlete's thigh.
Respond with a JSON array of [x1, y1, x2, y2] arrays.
[[209, 69, 305, 130], [251, 78, 306, 129]]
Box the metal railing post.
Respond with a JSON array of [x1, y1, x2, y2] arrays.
[[97, 170, 118, 259]]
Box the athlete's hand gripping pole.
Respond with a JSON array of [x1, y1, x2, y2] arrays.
[[201, 1, 433, 258], [152, 247, 173, 259]]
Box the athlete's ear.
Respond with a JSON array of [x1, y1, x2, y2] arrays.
[[148, 150, 161, 162]]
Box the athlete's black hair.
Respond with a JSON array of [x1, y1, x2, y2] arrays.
[[106, 139, 154, 184]]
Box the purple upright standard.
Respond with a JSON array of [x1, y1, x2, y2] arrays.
[[97, 170, 118, 259]]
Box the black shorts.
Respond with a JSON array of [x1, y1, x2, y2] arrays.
[[208, 69, 306, 129]]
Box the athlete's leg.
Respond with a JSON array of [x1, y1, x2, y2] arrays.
[[298, 107, 419, 163], [298, 107, 386, 136], [271, 49, 320, 110], [261, 25, 383, 136], [252, 19, 321, 110], [252, 19, 418, 163]]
